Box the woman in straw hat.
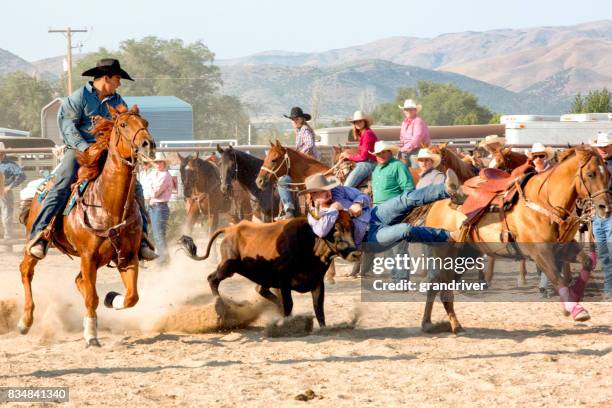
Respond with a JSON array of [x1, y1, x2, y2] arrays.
[[590, 131, 612, 298], [398, 99, 430, 168], [339, 110, 379, 188], [415, 148, 445, 189], [480, 134, 506, 168], [149, 152, 177, 264]]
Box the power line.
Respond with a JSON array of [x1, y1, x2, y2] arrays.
[[48, 27, 88, 95]]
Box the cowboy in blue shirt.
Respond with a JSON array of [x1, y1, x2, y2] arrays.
[[0, 142, 26, 239], [28, 59, 157, 260]]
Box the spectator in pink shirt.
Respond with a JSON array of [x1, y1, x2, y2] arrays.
[[399, 99, 430, 168], [339, 110, 378, 188], [149, 152, 177, 264]]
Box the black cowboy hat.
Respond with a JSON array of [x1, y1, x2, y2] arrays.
[[283, 106, 311, 121], [81, 58, 134, 81]]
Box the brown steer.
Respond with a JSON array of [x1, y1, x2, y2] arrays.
[[179, 211, 361, 327]]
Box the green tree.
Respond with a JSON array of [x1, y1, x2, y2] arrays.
[[570, 88, 611, 113], [372, 81, 493, 126], [0, 71, 54, 137], [71, 37, 248, 140]]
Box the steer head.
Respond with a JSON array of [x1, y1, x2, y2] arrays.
[[313, 209, 361, 263]]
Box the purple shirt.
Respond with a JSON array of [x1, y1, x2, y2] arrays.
[[400, 117, 430, 153]]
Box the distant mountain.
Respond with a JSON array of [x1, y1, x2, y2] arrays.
[[0, 48, 37, 77], [219, 20, 612, 95], [30, 54, 88, 81], [220, 60, 569, 120]]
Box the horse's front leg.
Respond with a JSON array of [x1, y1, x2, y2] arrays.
[[105, 255, 140, 310], [75, 256, 100, 347], [18, 254, 39, 334]]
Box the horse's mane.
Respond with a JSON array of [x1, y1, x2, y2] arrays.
[[284, 146, 329, 168], [76, 116, 113, 183], [190, 157, 221, 192], [232, 148, 263, 167]]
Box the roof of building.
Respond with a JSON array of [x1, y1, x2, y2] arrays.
[[123, 96, 192, 112], [0, 128, 31, 137]]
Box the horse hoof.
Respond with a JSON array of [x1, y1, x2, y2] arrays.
[[86, 338, 101, 348], [17, 318, 30, 335], [451, 325, 465, 334], [104, 291, 121, 308]]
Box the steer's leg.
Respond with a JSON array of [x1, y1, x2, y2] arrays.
[[207, 259, 238, 297], [256, 284, 281, 308], [280, 287, 293, 317], [311, 281, 326, 327]]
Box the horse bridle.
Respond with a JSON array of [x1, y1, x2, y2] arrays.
[[113, 113, 149, 167], [260, 151, 291, 181]]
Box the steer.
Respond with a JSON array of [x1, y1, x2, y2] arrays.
[[179, 210, 361, 327]]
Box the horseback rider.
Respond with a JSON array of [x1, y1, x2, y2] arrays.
[[398, 99, 430, 168], [338, 110, 378, 188], [278, 107, 319, 219], [27, 58, 157, 260], [415, 148, 445, 188], [480, 134, 505, 168]]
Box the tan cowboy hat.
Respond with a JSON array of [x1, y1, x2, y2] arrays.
[[153, 152, 169, 163], [416, 148, 441, 167], [591, 131, 611, 147], [369, 140, 400, 155], [299, 173, 340, 194], [398, 99, 422, 112], [480, 134, 506, 148], [527, 143, 553, 160], [350, 110, 373, 126]]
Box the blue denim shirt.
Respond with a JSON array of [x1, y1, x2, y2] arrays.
[[0, 158, 26, 189], [57, 82, 126, 152]]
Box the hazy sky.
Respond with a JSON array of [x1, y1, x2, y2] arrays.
[[2, 0, 611, 61]]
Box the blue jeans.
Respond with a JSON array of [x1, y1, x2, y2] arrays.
[[367, 183, 451, 249], [344, 161, 376, 188], [593, 215, 612, 293], [278, 175, 295, 212], [149, 202, 170, 263], [30, 148, 149, 239]]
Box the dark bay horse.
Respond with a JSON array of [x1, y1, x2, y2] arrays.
[[423, 146, 611, 332], [178, 153, 235, 236], [217, 145, 279, 222], [19, 104, 156, 347]]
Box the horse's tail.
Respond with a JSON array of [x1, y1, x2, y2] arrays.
[[178, 229, 226, 261]]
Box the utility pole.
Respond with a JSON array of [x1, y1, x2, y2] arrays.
[[48, 27, 88, 95]]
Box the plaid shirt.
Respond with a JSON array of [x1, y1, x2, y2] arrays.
[[295, 125, 320, 160]]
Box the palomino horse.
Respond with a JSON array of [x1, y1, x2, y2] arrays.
[[178, 154, 237, 236], [421, 146, 611, 333], [19, 104, 156, 347], [217, 145, 279, 223]]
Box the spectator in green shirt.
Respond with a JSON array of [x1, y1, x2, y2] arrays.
[[370, 141, 415, 205]]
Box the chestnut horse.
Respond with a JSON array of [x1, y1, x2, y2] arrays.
[[422, 146, 611, 333], [19, 104, 156, 347], [491, 147, 528, 173]]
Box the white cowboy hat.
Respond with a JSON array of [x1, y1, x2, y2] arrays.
[[369, 140, 400, 155], [0, 142, 5, 150], [591, 131, 611, 147], [416, 148, 441, 167], [299, 173, 340, 194], [153, 152, 168, 163], [349, 110, 373, 126], [398, 99, 422, 111], [480, 134, 506, 148], [527, 143, 553, 160]]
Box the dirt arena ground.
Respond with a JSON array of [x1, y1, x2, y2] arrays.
[[0, 240, 610, 407]]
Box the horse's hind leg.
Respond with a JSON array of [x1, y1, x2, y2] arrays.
[[421, 288, 438, 333], [441, 291, 463, 333], [18, 254, 39, 334], [75, 257, 100, 347], [517, 259, 527, 287], [104, 257, 140, 310]]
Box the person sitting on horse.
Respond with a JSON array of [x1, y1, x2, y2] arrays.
[[398, 99, 430, 168], [480, 134, 505, 168], [278, 107, 320, 219], [300, 173, 371, 248], [338, 111, 378, 188], [415, 148, 445, 189], [366, 141, 464, 250], [27, 58, 157, 260], [591, 132, 612, 299]]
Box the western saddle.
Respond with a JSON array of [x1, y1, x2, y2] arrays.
[[459, 163, 535, 243]]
